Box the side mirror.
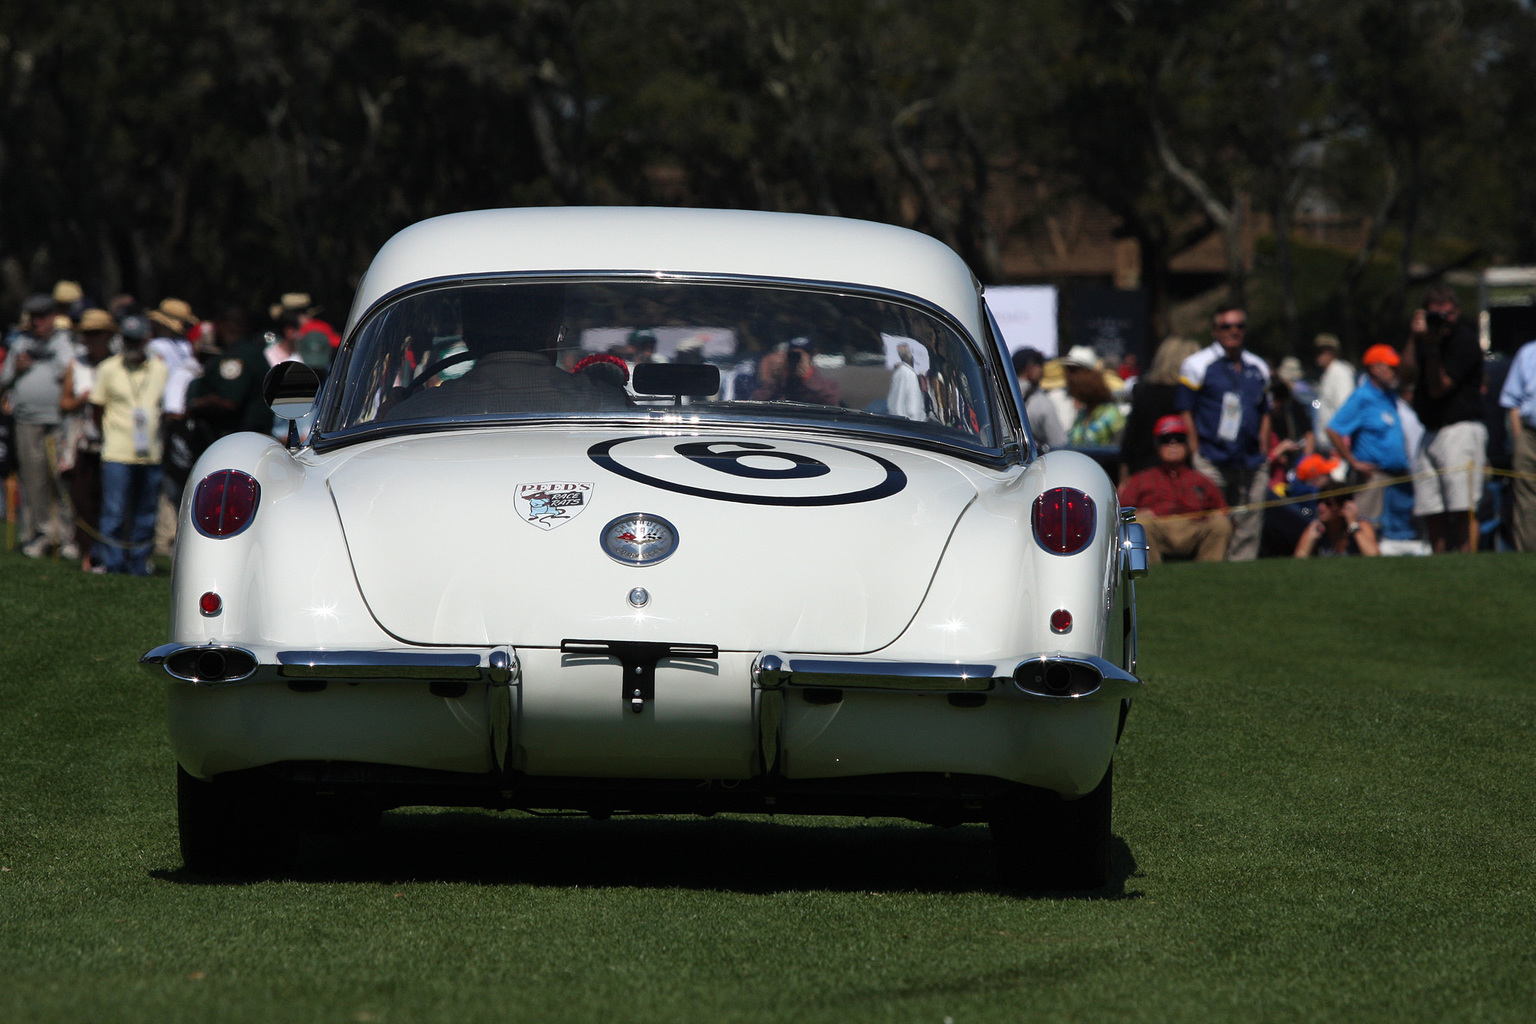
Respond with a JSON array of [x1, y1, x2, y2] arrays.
[[263, 361, 320, 446]]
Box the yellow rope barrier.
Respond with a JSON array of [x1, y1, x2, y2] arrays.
[[1135, 462, 1536, 523]]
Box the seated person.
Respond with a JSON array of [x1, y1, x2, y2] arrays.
[[387, 285, 625, 419], [1117, 415, 1232, 562], [1294, 491, 1379, 557]]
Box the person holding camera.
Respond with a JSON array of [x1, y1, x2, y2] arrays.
[[752, 336, 841, 407], [1405, 283, 1485, 553], [1294, 490, 1380, 558]]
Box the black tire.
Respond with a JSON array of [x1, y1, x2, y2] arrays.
[[990, 763, 1113, 891], [176, 766, 286, 874]]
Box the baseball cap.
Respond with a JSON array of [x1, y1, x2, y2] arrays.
[[1153, 414, 1186, 439], [1362, 344, 1400, 368], [119, 314, 152, 342]]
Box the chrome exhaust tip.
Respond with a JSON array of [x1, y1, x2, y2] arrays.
[[163, 645, 258, 683], [1013, 656, 1103, 698]]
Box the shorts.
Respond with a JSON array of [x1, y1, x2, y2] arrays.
[[1412, 420, 1487, 515]]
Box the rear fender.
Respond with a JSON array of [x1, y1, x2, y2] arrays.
[[879, 450, 1125, 664], [170, 432, 392, 650]]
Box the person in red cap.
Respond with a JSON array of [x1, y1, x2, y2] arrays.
[[1324, 343, 1410, 526], [1117, 414, 1232, 562]]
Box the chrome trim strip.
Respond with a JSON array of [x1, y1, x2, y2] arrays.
[[753, 652, 998, 692], [277, 650, 483, 680], [983, 298, 1034, 462], [139, 644, 503, 684], [140, 642, 179, 667]]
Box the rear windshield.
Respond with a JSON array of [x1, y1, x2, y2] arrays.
[[322, 279, 998, 447]]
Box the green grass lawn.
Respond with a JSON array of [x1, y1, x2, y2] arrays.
[[3, 549, 1534, 1022]]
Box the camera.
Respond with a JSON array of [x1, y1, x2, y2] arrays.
[[1424, 310, 1448, 333]]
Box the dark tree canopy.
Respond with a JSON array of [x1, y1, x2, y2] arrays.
[[2, 0, 1532, 354]]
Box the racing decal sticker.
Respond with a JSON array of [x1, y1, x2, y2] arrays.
[[588, 436, 906, 506], [515, 481, 593, 530]]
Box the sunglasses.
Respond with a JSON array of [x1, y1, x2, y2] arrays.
[[1214, 321, 1247, 332], [1156, 433, 1188, 445]]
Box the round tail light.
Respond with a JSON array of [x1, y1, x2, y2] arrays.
[[193, 470, 261, 538], [1033, 487, 1096, 555]]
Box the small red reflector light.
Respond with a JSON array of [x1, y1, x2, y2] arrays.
[[1050, 609, 1072, 634], [199, 592, 222, 616], [192, 470, 260, 538], [1033, 487, 1096, 555]]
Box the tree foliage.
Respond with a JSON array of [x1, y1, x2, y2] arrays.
[[1, 0, 1533, 348]]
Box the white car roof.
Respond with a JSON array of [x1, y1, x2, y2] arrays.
[[347, 207, 983, 338]]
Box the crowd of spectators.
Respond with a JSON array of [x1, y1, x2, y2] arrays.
[[1015, 284, 1535, 562], [7, 276, 1533, 573], [0, 282, 338, 573]]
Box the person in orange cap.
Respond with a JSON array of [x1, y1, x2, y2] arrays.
[[1324, 344, 1410, 526]]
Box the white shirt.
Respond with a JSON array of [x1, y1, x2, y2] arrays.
[[886, 361, 925, 421], [1315, 358, 1355, 452], [148, 336, 198, 415]]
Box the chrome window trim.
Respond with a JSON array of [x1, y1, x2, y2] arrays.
[[982, 296, 1035, 463]]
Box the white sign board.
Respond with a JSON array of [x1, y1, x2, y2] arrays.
[[984, 286, 1058, 358]]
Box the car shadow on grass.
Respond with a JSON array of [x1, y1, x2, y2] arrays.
[[151, 812, 1141, 899]]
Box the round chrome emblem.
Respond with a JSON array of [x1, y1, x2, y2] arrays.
[[628, 587, 650, 608], [600, 513, 679, 566]]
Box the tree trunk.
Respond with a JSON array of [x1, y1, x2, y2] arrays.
[[1152, 114, 1247, 307]]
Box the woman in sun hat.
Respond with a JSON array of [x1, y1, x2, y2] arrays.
[[1060, 345, 1125, 447]]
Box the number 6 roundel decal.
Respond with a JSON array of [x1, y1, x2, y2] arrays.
[[588, 436, 906, 506]]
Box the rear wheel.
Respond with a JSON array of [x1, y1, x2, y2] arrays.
[[990, 763, 1113, 891], [177, 766, 288, 874]]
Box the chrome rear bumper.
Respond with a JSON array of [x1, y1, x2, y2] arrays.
[[751, 651, 1140, 700], [141, 643, 517, 685], [143, 643, 1138, 700]]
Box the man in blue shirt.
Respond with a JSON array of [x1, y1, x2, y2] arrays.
[[1177, 304, 1271, 560], [1498, 336, 1536, 551], [1326, 344, 1410, 526]]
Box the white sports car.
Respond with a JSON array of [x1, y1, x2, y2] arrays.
[[143, 207, 1148, 887]]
